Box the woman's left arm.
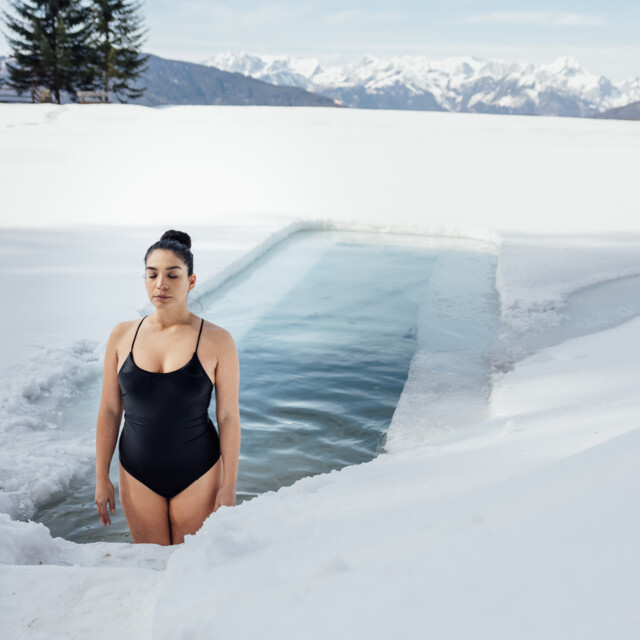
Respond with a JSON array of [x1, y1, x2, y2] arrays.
[[213, 329, 241, 511]]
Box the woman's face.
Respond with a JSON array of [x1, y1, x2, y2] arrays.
[[145, 249, 196, 307]]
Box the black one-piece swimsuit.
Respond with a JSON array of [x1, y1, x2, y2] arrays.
[[117, 315, 221, 499]]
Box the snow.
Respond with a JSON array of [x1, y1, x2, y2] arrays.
[[3, 564, 165, 640], [1, 514, 170, 639], [1, 105, 639, 233], [1, 104, 640, 639], [496, 234, 640, 328], [152, 316, 640, 640], [0, 514, 170, 567]]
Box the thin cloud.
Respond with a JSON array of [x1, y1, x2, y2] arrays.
[[323, 9, 408, 26], [201, 3, 312, 28], [464, 11, 606, 27], [324, 10, 361, 25]]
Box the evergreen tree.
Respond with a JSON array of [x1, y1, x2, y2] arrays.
[[91, 0, 148, 102], [2, 0, 94, 103]]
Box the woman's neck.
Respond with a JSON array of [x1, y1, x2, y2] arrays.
[[150, 307, 193, 329]]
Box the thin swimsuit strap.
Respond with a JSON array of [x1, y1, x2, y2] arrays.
[[130, 315, 204, 354], [195, 317, 204, 355], [130, 315, 148, 352]]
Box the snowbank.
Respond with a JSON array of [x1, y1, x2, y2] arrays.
[[496, 233, 640, 331], [0, 513, 170, 568], [153, 316, 640, 640], [1, 104, 639, 233], [1, 104, 640, 639]]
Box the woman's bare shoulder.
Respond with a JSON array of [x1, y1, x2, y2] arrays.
[[111, 318, 142, 334], [106, 319, 143, 346], [201, 319, 236, 348]]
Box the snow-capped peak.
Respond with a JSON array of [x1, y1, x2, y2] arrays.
[[203, 52, 640, 116]]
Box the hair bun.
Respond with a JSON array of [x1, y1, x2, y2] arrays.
[[160, 229, 192, 249]]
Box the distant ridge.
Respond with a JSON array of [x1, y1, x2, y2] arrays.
[[0, 53, 339, 108], [593, 101, 640, 121], [204, 52, 640, 117], [134, 54, 339, 107]]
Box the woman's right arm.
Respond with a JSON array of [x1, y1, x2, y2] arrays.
[[95, 323, 125, 526]]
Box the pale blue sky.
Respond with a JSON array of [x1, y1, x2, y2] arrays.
[[2, 1, 639, 80]]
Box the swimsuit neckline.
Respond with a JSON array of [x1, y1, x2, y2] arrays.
[[127, 350, 199, 376]]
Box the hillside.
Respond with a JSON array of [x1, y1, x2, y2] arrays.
[[593, 100, 640, 120], [134, 55, 339, 107], [0, 54, 339, 108]]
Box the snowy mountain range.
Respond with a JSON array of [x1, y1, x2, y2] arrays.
[[204, 53, 640, 117], [3, 51, 639, 116]]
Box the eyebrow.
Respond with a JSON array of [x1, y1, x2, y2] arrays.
[[146, 266, 182, 271]]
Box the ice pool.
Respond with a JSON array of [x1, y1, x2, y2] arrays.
[[33, 230, 499, 542]]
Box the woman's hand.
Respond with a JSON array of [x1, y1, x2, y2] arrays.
[[95, 478, 116, 526], [213, 483, 236, 512]]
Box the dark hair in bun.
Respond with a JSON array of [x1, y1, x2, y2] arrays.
[[144, 229, 194, 276]]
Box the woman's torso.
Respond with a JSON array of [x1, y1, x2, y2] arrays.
[[116, 315, 221, 498]]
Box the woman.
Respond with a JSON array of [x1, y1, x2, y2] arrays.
[[94, 229, 240, 545]]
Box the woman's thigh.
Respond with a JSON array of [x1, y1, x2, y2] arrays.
[[118, 462, 171, 545], [169, 456, 224, 545]]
